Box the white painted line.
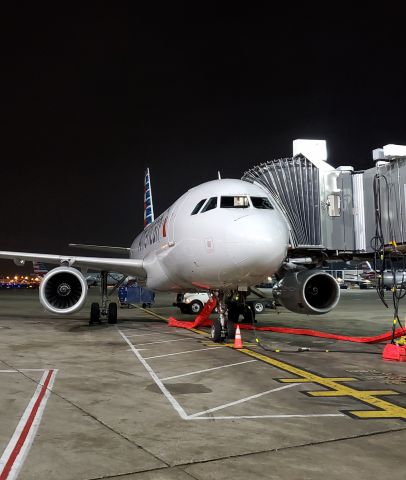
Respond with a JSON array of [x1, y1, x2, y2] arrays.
[[191, 413, 346, 420], [161, 360, 258, 381], [135, 338, 195, 346], [123, 331, 195, 339], [143, 347, 223, 360], [117, 329, 188, 420], [0, 369, 47, 374], [123, 332, 166, 338], [188, 383, 300, 418], [0, 369, 58, 480]]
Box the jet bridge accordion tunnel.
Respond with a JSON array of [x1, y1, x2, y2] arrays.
[[242, 152, 406, 255]]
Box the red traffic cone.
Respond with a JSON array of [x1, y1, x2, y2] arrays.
[[234, 324, 243, 349]]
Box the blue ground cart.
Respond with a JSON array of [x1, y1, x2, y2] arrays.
[[118, 283, 155, 308]]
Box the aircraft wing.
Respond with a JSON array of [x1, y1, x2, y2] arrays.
[[0, 251, 146, 278]]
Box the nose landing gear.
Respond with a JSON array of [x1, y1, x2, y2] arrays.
[[210, 291, 236, 342]]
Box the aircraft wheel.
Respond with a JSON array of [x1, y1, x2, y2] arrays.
[[211, 318, 222, 342], [108, 302, 118, 324], [226, 319, 236, 339], [227, 303, 240, 323], [243, 305, 256, 323], [90, 302, 100, 325]]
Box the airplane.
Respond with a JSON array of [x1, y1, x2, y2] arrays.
[[0, 168, 340, 342]]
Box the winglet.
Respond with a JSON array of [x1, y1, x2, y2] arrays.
[[144, 168, 155, 228]]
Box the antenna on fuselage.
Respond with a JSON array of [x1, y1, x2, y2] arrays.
[[218, 171, 222, 179]]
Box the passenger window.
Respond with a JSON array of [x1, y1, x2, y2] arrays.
[[220, 196, 249, 208], [251, 197, 274, 209], [191, 199, 206, 215], [201, 197, 217, 213]]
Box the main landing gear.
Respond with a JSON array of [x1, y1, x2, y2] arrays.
[[89, 271, 118, 325], [210, 291, 236, 343]]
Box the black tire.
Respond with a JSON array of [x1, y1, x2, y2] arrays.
[[108, 302, 118, 324], [211, 318, 222, 342], [189, 300, 203, 314], [227, 303, 240, 323], [226, 319, 236, 339], [243, 304, 255, 323], [142, 302, 147, 308], [90, 302, 100, 325]]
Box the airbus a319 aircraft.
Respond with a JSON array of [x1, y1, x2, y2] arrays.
[[0, 169, 340, 342]]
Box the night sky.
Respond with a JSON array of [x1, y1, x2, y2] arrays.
[[1, 5, 406, 273]]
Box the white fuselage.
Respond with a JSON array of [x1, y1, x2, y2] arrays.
[[130, 179, 289, 292]]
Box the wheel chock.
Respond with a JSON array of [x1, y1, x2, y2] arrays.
[[382, 343, 406, 362]]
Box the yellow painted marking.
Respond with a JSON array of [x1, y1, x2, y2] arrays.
[[237, 348, 406, 420], [138, 310, 406, 420], [279, 377, 358, 383], [308, 390, 399, 397], [131, 304, 169, 322]]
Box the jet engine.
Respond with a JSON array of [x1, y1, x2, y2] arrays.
[[273, 270, 340, 315], [39, 266, 88, 314]]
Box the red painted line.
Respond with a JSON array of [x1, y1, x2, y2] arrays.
[[0, 370, 53, 480]]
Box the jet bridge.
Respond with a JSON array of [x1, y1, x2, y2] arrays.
[[242, 141, 406, 255]]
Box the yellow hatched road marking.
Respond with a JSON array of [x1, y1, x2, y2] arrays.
[[237, 348, 406, 420], [308, 390, 399, 397], [138, 308, 406, 420]]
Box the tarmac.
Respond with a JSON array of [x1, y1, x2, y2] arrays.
[[0, 287, 405, 479]]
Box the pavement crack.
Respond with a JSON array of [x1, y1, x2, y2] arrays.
[[0, 360, 170, 469], [83, 465, 198, 480], [170, 425, 406, 468]]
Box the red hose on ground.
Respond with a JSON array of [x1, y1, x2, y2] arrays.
[[168, 302, 406, 343]]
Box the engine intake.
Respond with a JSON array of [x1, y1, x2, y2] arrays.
[[39, 266, 88, 314], [273, 270, 340, 315]]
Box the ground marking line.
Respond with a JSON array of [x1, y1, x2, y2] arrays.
[[188, 383, 300, 418], [135, 338, 196, 346], [143, 347, 223, 360], [0, 369, 58, 480], [237, 348, 406, 420], [117, 329, 188, 419], [130, 305, 169, 322], [137, 309, 406, 421], [161, 360, 258, 381], [192, 414, 346, 420], [0, 369, 47, 373]]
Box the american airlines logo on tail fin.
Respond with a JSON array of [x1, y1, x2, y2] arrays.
[[144, 168, 155, 228]]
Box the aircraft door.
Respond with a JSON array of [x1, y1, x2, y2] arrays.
[[167, 193, 190, 246]]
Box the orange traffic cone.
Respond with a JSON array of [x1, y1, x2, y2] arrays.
[[234, 324, 243, 349]]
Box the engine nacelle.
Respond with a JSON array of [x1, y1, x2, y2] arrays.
[[39, 266, 88, 314], [273, 270, 340, 315]]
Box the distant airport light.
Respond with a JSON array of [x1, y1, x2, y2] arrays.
[[293, 139, 328, 162]]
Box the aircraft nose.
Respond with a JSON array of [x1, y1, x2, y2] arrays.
[[226, 212, 289, 275]]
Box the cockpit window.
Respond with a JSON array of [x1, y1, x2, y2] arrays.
[[251, 197, 274, 209], [201, 197, 217, 213], [191, 199, 206, 215], [220, 196, 249, 208]]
